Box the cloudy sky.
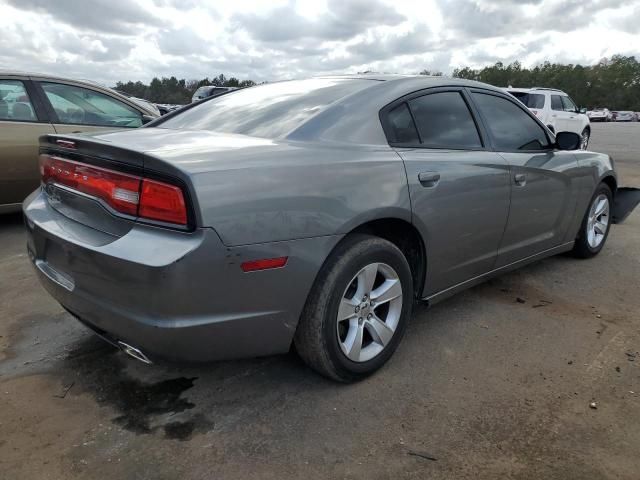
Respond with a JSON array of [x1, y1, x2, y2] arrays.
[[1, 0, 639, 85]]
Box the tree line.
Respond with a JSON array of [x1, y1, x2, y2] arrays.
[[114, 55, 640, 110], [114, 74, 256, 105], [452, 55, 640, 111]]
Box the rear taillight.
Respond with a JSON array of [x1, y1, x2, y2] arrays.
[[39, 154, 188, 226], [139, 179, 187, 225]]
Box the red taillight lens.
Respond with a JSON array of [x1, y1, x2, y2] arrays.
[[139, 179, 187, 225], [40, 154, 140, 216], [241, 257, 288, 272], [40, 154, 188, 226]]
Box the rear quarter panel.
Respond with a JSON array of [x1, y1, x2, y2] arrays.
[[183, 142, 411, 245]]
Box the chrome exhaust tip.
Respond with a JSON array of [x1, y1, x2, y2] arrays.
[[118, 341, 152, 364]]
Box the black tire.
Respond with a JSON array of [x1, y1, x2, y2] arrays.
[[572, 183, 613, 258], [580, 127, 590, 150], [294, 234, 413, 382]]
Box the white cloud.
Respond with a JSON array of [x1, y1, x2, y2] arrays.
[[0, 0, 638, 85]]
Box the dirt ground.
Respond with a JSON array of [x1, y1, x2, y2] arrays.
[[1, 123, 639, 480]]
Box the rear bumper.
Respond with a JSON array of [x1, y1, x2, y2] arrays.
[[24, 189, 341, 362]]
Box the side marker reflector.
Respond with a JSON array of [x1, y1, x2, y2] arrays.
[[241, 256, 288, 272]]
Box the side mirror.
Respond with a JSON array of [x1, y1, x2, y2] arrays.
[[141, 114, 155, 125], [555, 131, 581, 150], [579, 107, 587, 114]]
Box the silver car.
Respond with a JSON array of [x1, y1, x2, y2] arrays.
[[24, 76, 618, 381]]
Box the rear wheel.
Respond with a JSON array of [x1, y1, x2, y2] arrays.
[[294, 234, 413, 382], [572, 183, 612, 258]]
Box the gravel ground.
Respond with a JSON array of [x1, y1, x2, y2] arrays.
[[1, 122, 639, 480]]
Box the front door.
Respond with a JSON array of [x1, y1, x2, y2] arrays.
[[469, 90, 579, 267], [383, 89, 511, 295]]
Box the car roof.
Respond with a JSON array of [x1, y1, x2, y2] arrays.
[[0, 70, 157, 115], [504, 87, 566, 94]]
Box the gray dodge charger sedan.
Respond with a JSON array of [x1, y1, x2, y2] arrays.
[[24, 75, 617, 381]]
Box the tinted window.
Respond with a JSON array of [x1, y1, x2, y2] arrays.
[[386, 103, 419, 144], [551, 95, 564, 111], [472, 92, 550, 151], [561, 96, 577, 112], [41, 82, 142, 127], [408, 92, 481, 148], [0, 80, 37, 121], [509, 91, 545, 109], [162, 78, 373, 138]]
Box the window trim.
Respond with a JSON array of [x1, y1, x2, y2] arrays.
[[379, 86, 489, 151], [33, 80, 144, 128], [466, 88, 555, 154], [0, 78, 51, 124]]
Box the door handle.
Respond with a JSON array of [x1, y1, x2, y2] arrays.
[[418, 172, 440, 187], [514, 173, 527, 187]]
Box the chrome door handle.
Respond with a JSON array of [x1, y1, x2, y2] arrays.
[[514, 173, 527, 187], [418, 172, 440, 187]]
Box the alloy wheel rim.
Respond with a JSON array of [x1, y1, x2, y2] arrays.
[[336, 263, 403, 363], [586, 194, 610, 248], [581, 131, 589, 150]]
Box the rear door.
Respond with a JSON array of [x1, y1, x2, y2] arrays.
[[34, 81, 144, 135], [382, 88, 511, 295], [469, 90, 579, 267], [0, 77, 55, 207]]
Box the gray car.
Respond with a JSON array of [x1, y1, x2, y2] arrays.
[[24, 76, 618, 381]]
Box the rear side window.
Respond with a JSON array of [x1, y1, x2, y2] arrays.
[[472, 92, 550, 151], [407, 92, 482, 148], [509, 91, 545, 109], [0, 80, 37, 122], [385, 103, 419, 144], [551, 95, 564, 111]]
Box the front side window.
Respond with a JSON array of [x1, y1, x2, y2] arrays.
[[561, 96, 577, 112], [41, 82, 142, 127], [472, 92, 550, 151], [408, 92, 482, 148], [0, 80, 37, 122], [551, 95, 564, 111]]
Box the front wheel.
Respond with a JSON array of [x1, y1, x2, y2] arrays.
[[572, 183, 613, 258], [294, 234, 413, 382], [580, 128, 590, 150]]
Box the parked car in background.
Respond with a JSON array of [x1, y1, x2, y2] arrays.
[[113, 90, 161, 117], [25, 76, 618, 381], [588, 108, 613, 122], [615, 111, 638, 122], [156, 103, 184, 115], [0, 71, 159, 213], [191, 85, 236, 103], [505, 87, 591, 149]]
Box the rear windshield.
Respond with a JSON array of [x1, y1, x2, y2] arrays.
[[160, 78, 373, 138], [509, 91, 545, 109]]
